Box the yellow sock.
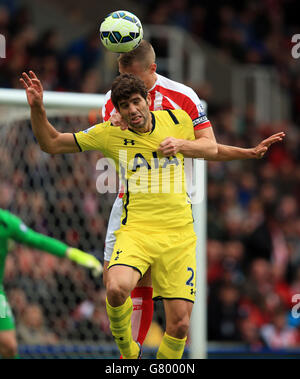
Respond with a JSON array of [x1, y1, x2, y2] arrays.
[[156, 332, 187, 359], [106, 296, 140, 359]]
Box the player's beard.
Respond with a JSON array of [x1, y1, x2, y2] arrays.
[[128, 110, 149, 132]]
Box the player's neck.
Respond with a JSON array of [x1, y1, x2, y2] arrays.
[[146, 73, 157, 91]]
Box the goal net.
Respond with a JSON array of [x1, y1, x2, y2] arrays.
[[0, 89, 206, 359]]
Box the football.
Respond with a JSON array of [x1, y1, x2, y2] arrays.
[[99, 10, 143, 53]]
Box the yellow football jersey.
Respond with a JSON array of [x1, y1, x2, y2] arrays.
[[74, 109, 195, 231]]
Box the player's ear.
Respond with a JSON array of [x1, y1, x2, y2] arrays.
[[149, 63, 156, 74], [146, 93, 151, 107]]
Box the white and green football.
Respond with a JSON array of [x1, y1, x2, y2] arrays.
[[100, 10, 143, 53]]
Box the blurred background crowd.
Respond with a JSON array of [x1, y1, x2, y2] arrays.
[[0, 0, 300, 353], [0, 0, 105, 93]]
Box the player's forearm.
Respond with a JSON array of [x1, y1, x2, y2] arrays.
[[211, 144, 255, 161], [179, 138, 218, 159], [16, 229, 101, 275], [18, 228, 68, 257], [30, 104, 60, 154]]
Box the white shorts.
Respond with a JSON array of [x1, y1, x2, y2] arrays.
[[104, 196, 123, 262]]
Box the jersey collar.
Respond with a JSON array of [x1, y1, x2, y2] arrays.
[[150, 112, 156, 134]]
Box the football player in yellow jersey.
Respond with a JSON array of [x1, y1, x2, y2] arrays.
[[20, 70, 218, 359]]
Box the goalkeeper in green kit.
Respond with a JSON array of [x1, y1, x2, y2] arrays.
[[0, 208, 102, 359]]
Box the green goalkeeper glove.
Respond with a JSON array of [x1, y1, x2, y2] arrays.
[[66, 248, 103, 277]]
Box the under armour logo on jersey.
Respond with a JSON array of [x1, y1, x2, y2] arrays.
[[190, 289, 196, 295], [114, 250, 123, 261], [124, 139, 135, 145]]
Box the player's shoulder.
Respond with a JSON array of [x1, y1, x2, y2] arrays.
[[171, 108, 191, 120], [156, 74, 199, 100], [169, 109, 193, 125], [95, 120, 112, 128], [86, 121, 133, 140], [81, 121, 112, 133], [154, 109, 191, 124]]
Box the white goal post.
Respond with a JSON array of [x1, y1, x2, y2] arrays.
[[0, 88, 207, 359], [0, 88, 105, 109]]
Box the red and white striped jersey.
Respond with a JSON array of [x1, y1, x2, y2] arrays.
[[102, 73, 212, 130]]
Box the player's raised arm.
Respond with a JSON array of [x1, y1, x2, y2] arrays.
[[20, 71, 79, 155]]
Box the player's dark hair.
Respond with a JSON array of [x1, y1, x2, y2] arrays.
[[111, 73, 148, 110], [118, 40, 156, 69]]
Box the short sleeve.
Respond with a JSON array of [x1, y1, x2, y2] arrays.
[[74, 122, 111, 152], [182, 95, 211, 131]]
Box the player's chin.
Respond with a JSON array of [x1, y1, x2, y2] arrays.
[[130, 120, 144, 129]]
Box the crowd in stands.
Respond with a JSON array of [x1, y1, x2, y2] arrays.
[[143, 0, 300, 124], [0, 2, 104, 93], [1, 0, 300, 351]]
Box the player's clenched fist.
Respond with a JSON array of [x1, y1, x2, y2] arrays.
[[158, 136, 183, 156], [19, 71, 44, 108]]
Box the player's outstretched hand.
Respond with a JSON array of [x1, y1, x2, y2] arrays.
[[19, 71, 44, 108], [158, 137, 183, 156], [110, 113, 129, 130], [67, 248, 103, 277], [89, 257, 103, 278], [252, 132, 285, 159]]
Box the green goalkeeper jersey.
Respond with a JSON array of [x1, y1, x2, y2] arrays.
[[0, 208, 68, 291]]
